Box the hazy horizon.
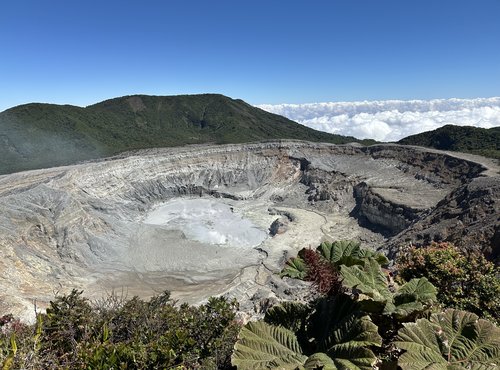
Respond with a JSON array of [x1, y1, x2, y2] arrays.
[[259, 96, 500, 141]]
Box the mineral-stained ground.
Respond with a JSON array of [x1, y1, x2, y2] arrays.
[[0, 141, 498, 321]]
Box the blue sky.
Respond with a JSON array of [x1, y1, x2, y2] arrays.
[[1, 0, 499, 111]]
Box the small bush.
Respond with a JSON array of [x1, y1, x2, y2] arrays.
[[395, 242, 500, 324], [0, 290, 240, 369]]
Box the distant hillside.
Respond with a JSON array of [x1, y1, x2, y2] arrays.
[[398, 124, 500, 159], [0, 94, 374, 175]]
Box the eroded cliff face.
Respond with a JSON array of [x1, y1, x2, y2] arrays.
[[388, 176, 500, 260], [352, 182, 423, 236], [0, 141, 497, 321]]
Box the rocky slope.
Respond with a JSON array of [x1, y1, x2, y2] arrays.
[[0, 141, 497, 321], [388, 176, 500, 260]]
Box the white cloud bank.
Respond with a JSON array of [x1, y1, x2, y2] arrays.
[[257, 97, 500, 142]]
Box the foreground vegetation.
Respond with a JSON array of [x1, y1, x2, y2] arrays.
[[259, 241, 500, 369], [1, 292, 239, 369], [1, 241, 499, 369], [396, 242, 500, 324]]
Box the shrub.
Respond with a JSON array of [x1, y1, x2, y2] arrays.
[[395, 242, 500, 324], [0, 290, 240, 369], [41, 289, 93, 364]]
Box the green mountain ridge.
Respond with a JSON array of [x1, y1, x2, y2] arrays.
[[398, 124, 500, 159], [0, 94, 374, 175], [3, 94, 498, 176]]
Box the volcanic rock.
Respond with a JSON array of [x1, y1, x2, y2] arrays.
[[0, 141, 497, 321]]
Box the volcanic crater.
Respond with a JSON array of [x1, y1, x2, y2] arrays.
[[0, 141, 498, 321]]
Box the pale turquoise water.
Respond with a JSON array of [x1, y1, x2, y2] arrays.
[[143, 198, 267, 248]]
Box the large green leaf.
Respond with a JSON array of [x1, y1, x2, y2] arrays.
[[304, 353, 336, 370], [303, 348, 378, 370], [327, 345, 381, 370], [265, 301, 309, 335], [340, 259, 392, 312], [234, 296, 382, 370], [308, 295, 382, 350], [395, 277, 437, 304], [307, 295, 381, 370], [341, 259, 438, 319], [231, 321, 307, 370], [280, 256, 308, 279], [317, 240, 388, 267], [357, 248, 389, 266], [395, 309, 500, 370], [317, 241, 361, 265], [389, 277, 437, 318]]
